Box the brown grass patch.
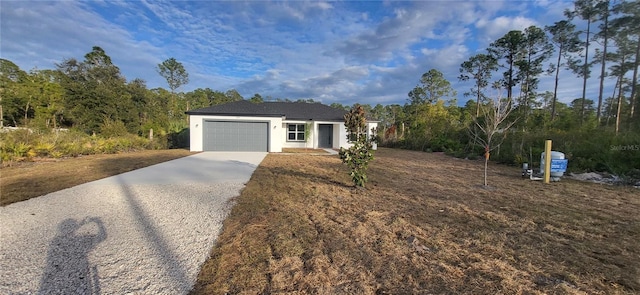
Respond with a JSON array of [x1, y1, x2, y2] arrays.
[[0, 149, 193, 206], [282, 148, 330, 154], [191, 148, 639, 294]]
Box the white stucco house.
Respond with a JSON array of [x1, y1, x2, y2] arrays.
[[185, 100, 378, 152]]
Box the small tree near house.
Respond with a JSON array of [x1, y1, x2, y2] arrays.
[[470, 94, 517, 186], [339, 105, 375, 187]]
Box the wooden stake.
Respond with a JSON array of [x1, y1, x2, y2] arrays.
[[544, 140, 552, 184]]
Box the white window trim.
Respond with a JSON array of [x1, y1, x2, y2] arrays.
[[287, 123, 306, 142]]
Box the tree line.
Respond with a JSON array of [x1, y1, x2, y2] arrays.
[[342, 0, 639, 176], [1, 47, 246, 137], [0, 46, 322, 136], [0, 0, 638, 175]]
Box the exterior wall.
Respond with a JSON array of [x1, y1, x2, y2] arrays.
[[281, 121, 314, 149], [337, 122, 350, 149], [368, 122, 378, 150], [336, 122, 379, 150], [189, 115, 283, 152], [332, 123, 342, 149], [188, 115, 377, 152], [282, 121, 346, 150]]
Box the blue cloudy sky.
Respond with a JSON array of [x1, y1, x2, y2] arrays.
[[1, 0, 606, 106]]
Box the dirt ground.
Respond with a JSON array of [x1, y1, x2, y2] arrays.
[[281, 148, 330, 154], [0, 149, 193, 206], [191, 148, 639, 295]]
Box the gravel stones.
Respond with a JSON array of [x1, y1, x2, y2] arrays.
[[0, 152, 266, 294]]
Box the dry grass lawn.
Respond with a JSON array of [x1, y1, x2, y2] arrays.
[[282, 148, 330, 154], [0, 149, 193, 206], [191, 148, 639, 294]]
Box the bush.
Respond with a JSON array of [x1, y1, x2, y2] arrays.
[[60, 142, 84, 157], [380, 122, 639, 177], [167, 128, 189, 149], [0, 137, 30, 162], [149, 135, 169, 150], [493, 129, 640, 175], [0, 127, 158, 165], [34, 142, 55, 157], [99, 118, 129, 137]]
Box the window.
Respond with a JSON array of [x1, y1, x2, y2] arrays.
[[287, 124, 305, 141], [348, 128, 367, 142]]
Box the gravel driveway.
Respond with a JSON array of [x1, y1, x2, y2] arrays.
[[0, 152, 266, 294]]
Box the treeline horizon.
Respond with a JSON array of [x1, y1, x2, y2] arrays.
[[1, 0, 638, 176]]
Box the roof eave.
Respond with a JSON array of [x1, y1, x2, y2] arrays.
[[284, 117, 343, 121], [185, 111, 285, 117]]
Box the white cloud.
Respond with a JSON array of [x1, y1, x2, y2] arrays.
[[475, 16, 538, 43], [311, 1, 333, 11], [0, 0, 610, 107], [1, 1, 166, 86], [332, 2, 461, 63], [427, 44, 469, 69]]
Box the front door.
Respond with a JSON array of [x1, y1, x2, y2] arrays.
[[318, 124, 333, 148]]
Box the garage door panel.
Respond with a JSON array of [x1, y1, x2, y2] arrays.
[[203, 121, 268, 152]]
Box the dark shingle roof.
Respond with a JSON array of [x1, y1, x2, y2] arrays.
[[185, 100, 348, 121]]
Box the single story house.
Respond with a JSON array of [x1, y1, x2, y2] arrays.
[[185, 100, 378, 152]]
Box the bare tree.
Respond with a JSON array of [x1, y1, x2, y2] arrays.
[[470, 90, 518, 186]]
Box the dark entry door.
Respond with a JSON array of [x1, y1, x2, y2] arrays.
[[318, 124, 333, 148]]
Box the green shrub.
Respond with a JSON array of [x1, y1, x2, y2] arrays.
[[0, 127, 163, 164], [60, 142, 83, 157], [13, 142, 32, 158], [95, 138, 116, 154], [339, 105, 375, 187], [149, 135, 169, 150], [50, 151, 64, 158], [0, 149, 12, 163], [167, 128, 189, 149], [493, 129, 640, 175], [34, 142, 56, 157], [0, 141, 33, 163], [383, 121, 639, 177], [99, 118, 129, 137], [140, 122, 167, 138]]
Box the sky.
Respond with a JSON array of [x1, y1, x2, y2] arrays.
[[1, 0, 613, 107]]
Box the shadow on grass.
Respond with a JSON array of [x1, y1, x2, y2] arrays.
[[269, 166, 352, 189]]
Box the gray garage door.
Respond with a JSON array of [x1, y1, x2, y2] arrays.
[[203, 121, 268, 152]]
